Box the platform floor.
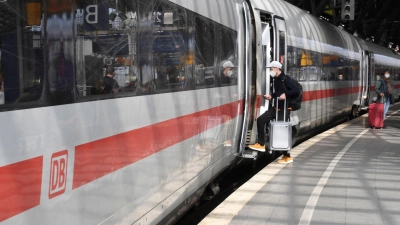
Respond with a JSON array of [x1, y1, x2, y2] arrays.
[[200, 103, 400, 225]]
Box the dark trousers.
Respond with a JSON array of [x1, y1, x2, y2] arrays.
[[257, 107, 291, 157]]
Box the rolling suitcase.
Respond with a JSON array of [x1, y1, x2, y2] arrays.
[[269, 98, 292, 154], [368, 102, 376, 127], [368, 100, 384, 129]]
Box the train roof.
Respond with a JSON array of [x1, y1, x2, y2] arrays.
[[168, 0, 242, 30], [356, 37, 400, 67], [249, 0, 361, 60]]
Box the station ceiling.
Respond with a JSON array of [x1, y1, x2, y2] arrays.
[[285, 0, 400, 49]]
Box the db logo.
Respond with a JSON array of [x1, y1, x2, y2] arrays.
[[49, 150, 68, 199]]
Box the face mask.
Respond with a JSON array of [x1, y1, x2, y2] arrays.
[[270, 70, 276, 77], [385, 74, 390, 78], [227, 70, 233, 77]]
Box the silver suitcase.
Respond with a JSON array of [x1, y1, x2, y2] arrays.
[[269, 98, 292, 154]]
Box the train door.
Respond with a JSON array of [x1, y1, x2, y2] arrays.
[[368, 52, 376, 104], [237, 6, 275, 157], [237, 1, 254, 156], [246, 11, 274, 146], [273, 17, 287, 72], [360, 51, 371, 109]]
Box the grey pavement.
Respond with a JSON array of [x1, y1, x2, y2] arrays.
[[228, 104, 400, 225]]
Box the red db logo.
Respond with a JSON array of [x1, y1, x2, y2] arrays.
[[49, 150, 68, 199]]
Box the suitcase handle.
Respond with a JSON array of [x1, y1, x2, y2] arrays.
[[275, 97, 287, 122]]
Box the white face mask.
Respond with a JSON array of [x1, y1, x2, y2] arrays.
[[270, 70, 276, 77], [385, 74, 390, 78], [227, 70, 233, 77]]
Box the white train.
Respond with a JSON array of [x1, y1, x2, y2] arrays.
[[0, 0, 399, 224]]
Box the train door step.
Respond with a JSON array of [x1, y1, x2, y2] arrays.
[[239, 149, 258, 160]]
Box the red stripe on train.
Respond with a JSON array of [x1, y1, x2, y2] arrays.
[[72, 100, 244, 190], [302, 86, 362, 102], [0, 156, 43, 222]]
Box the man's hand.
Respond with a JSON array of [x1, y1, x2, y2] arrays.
[[264, 94, 272, 100], [380, 93, 384, 97], [279, 93, 286, 100]]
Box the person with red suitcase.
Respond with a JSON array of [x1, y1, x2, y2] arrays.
[[368, 100, 384, 129], [370, 73, 390, 128]]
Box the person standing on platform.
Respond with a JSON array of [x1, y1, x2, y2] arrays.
[[103, 66, 119, 94], [375, 71, 394, 119], [248, 61, 300, 163]]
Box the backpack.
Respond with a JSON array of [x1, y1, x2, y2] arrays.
[[281, 75, 303, 111]]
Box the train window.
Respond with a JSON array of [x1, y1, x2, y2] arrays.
[[376, 65, 385, 77], [287, 47, 295, 69], [390, 68, 395, 78], [344, 66, 351, 81], [308, 52, 321, 81], [220, 27, 236, 63], [194, 15, 215, 88], [135, 0, 153, 95], [322, 66, 336, 81], [219, 26, 237, 86], [299, 67, 307, 81], [287, 68, 299, 81], [353, 60, 360, 80], [395, 69, 400, 80], [75, 0, 138, 98], [321, 55, 330, 81], [308, 66, 319, 81], [150, 0, 187, 93], [300, 50, 313, 67], [313, 52, 322, 75], [74, 0, 190, 98], [0, 0, 46, 110], [287, 46, 297, 79], [278, 31, 285, 69], [337, 67, 344, 81]]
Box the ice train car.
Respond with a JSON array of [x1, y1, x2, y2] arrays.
[[0, 0, 399, 224]]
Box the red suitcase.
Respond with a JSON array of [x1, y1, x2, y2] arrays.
[[368, 102, 384, 129]]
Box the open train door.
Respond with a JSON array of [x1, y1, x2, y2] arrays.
[[237, 1, 254, 158], [368, 52, 376, 105], [360, 51, 373, 110], [237, 4, 275, 159], [238, 6, 282, 161]]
